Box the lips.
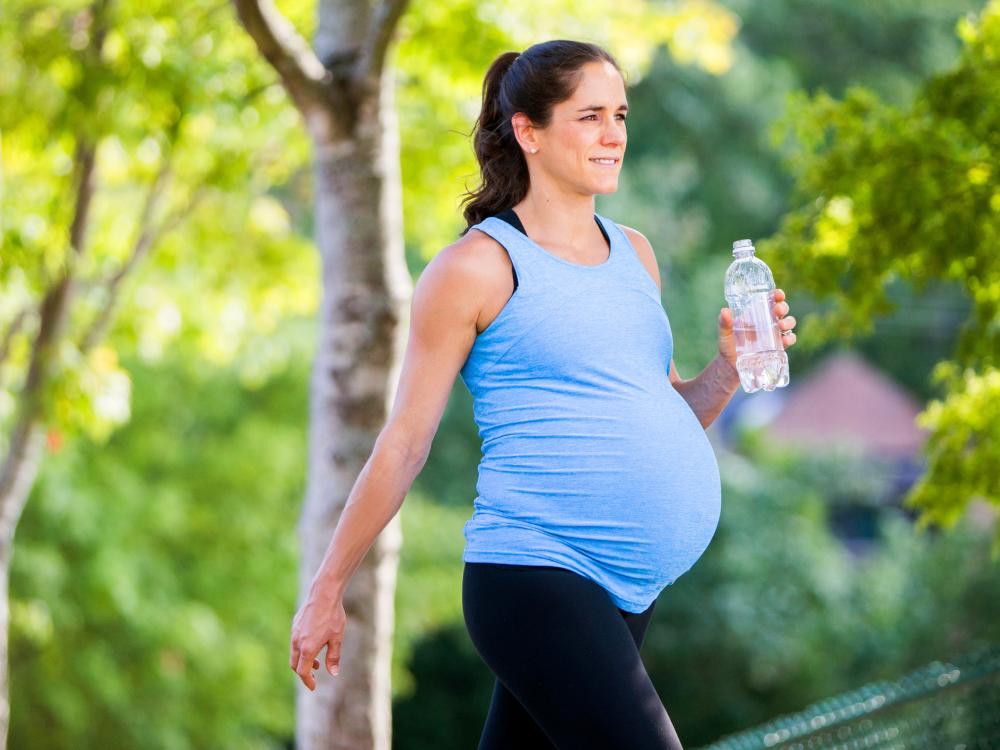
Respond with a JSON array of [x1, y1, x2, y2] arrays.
[[590, 157, 620, 167]]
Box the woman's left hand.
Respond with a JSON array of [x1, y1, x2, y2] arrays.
[[718, 288, 796, 370]]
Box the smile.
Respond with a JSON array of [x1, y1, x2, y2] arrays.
[[590, 158, 620, 167]]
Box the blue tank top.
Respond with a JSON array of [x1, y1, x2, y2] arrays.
[[459, 211, 722, 612]]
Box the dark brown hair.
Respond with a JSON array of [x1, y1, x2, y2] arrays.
[[459, 40, 624, 233]]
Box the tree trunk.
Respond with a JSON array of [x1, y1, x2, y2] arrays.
[[0, 135, 96, 748], [231, 0, 411, 742], [0, 422, 45, 750], [297, 57, 411, 750]]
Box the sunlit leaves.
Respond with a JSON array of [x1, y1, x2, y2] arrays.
[[906, 364, 1000, 552], [1, 0, 315, 445]]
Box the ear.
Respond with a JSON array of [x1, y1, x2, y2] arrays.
[[511, 112, 539, 154]]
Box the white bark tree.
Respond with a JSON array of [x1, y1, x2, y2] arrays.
[[231, 0, 412, 747]]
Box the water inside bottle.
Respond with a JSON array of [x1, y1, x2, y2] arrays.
[[725, 241, 790, 393]]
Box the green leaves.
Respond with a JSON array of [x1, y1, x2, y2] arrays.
[[10, 349, 310, 748], [760, 0, 1000, 542], [1, 0, 315, 443], [907, 365, 1000, 552]]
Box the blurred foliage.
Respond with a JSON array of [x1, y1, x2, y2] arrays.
[[0, 0, 317, 446], [9, 320, 315, 749], [647, 430, 1000, 746], [759, 0, 1000, 545]]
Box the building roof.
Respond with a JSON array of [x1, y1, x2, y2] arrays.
[[738, 349, 929, 460]]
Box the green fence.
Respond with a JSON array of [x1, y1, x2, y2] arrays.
[[698, 642, 1000, 750]]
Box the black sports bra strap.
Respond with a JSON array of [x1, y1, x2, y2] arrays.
[[494, 208, 610, 247], [491, 209, 611, 291]]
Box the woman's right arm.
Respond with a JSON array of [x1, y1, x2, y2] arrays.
[[289, 233, 493, 690]]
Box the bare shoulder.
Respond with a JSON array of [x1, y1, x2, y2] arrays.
[[418, 227, 511, 329], [618, 224, 661, 293], [428, 227, 510, 295], [445, 226, 511, 273]]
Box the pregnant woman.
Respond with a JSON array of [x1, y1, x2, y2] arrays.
[[288, 39, 797, 749]]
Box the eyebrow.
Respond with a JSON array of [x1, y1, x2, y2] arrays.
[[576, 104, 629, 112]]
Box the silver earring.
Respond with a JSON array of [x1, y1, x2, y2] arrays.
[[529, 148, 538, 153]]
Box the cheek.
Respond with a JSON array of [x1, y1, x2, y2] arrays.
[[549, 133, 586, 161]]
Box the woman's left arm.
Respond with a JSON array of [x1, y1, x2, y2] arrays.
[[673, 289, 797, 429]]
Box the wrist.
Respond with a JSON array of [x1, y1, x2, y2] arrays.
[[308, 574, 347, 605], [716, 352, 740, 388]]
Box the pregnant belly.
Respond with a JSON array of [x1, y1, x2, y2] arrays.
[[475, 390, 722, 583]]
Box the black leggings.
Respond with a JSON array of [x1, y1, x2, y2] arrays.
[[462, 562, 685, 749]]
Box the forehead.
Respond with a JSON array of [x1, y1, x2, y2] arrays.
[[562, 60, 627, 104]]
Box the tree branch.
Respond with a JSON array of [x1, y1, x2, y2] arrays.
[[69, 142, 97, 256], [231, 0, 350, 120], [241, 79, 283, 106], [0, 0, 107, 558], [0, 269, 77, 555], [7, 137, 97, 413], [78, 162, 211, 354], [355, 0, 411, 83], [79, 161, 173, 352], [0, 309, 29, 375], [73, 184, 204, 308]]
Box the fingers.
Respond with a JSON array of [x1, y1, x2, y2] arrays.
[[290, 630, 344, 690], [289, 598, 347, 690], [773, 289, 788, 318], [326, 638, 342, 676], [778, 315, 796, 332], [296, 646, 318, 691], [289, 645, 342, 688]]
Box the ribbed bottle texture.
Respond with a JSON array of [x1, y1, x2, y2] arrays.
[[724, 239, 790, 393]]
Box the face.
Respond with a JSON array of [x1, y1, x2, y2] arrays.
[[513, 60, 628, 195]]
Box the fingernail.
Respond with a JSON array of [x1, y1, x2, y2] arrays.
[[332, 666, 339, 675]]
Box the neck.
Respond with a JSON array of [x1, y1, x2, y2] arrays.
[[512, 185, 597, 247]]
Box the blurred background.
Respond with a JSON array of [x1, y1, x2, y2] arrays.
[[2, 0, 998, 747]]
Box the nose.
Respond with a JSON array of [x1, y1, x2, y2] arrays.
[[603, 118, 626, 147]]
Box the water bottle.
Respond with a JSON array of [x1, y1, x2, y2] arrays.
[[724, 239, 790, 393]]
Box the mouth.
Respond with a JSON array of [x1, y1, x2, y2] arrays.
[[589, 157, 620, 168]]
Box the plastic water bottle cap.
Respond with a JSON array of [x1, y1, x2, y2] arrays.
[[732, 239, 754, 255]]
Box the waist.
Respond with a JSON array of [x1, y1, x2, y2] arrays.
[[462, 504, 721, 610]]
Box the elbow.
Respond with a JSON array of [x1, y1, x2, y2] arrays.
[[375, 427, 430, 468]]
